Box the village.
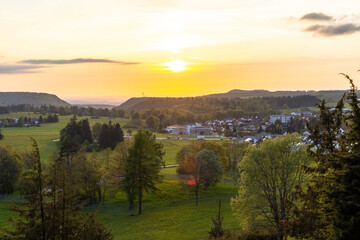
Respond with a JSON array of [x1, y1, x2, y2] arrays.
[[165, 111, 316, 144]]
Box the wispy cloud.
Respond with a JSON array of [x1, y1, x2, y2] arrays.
[[304, 23, 360, 37], [300, 12, 333, 21], [0, 65, 43, 74], [19, 58, 140, 65]]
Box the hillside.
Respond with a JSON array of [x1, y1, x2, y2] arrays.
[[116, 89, 354, 112], [0, 92, 70, 107], [204, 89, 356, 102], [115, 95, 319, 114]]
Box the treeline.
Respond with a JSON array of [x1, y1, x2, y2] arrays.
[[118, 95, 319, 113], [0, 104, 126, 118], [120, 95, 319, 130], [59, 116, 124, 152]]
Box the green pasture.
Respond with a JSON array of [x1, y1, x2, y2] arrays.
[[1, 178, 239, 240]]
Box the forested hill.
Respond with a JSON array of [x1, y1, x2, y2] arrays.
[[0, 92, 70, 107], [205, 89, 357, 103], [116, 95, 320, 113], [117, 89, 354, 112]]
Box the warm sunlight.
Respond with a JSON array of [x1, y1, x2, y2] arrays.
[[163, 60, 193, 72]]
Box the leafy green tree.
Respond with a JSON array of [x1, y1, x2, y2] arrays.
[[0, 145, 22, 195], [17, 116, 24, 127], [71, 148, 103, 202], [176, 141, 228, 170], [178, 149, 223, 205], [122, 129, 164, 214], [146, 115, 160, 130], [231, 134, 310, 239]]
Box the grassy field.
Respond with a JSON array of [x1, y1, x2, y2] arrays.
[[0, 113, 132, 161], [0, 175, 240, 240], [0, 113, 197, 165], [0, 112, 240, 239]]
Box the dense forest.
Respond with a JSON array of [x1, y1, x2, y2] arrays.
[[117, 95, 319, 113]]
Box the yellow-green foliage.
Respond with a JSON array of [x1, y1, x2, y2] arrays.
[[231, 134, 310, 236]]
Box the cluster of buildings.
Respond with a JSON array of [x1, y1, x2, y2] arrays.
[[0, 117, 39, 127], [165, 111, 316, 138], [269, 111, 313, 124], [165, 124, 213, 136]]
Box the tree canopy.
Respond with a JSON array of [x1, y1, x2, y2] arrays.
[[231, 134, 310, 239]]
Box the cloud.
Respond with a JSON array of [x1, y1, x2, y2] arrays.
[[0, 65, 43, 74], [304, 23, 360, 36], [19, 58, 140, 65], [300, 12, 333, 21]]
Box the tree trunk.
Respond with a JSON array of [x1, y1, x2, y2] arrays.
[[129, 197, 134, 211], [139, 185, 142, 215], [195, 184, 199, 206]]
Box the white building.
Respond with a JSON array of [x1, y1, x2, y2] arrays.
[[269, 114, 292, 124]]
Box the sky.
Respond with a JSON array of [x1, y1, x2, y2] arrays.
[[1, 0, 360, 103]]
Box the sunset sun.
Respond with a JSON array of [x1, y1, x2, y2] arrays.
[[163, 60, 193, 72]]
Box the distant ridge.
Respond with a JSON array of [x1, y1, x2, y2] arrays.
[[116, 89, 354, 111], [0, 92, 70, 107]]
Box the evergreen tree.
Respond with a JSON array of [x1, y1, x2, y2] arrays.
[[289, 74, 360, 240], [98, 122, 124, 150], [59, 116, 93, 155], [122, 129, 164, 214]]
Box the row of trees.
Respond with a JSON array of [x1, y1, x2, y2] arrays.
[[1, 104, 126, 118], [59, 117, 124, 152]]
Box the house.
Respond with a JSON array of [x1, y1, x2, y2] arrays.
[[269, 114, 292, 124], [189, 126, 212, 135], [165, 125, 187, 135]]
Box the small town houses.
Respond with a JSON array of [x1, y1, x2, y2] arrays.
[[0, 117, 39, 127], [165, 111, 317, 140]]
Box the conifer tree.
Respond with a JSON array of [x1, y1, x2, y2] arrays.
[[289, 74, 360, 240], [122, 129, 164, 214]]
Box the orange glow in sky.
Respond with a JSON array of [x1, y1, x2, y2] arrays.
[[1, 0, 360, 101]]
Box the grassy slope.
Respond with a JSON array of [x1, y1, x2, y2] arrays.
[[0, 170, 240, 240]]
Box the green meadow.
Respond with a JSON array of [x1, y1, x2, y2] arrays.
[[0, 170, 240, 240], [0, 113, 194, 165], [0, 113, 240, 239]]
